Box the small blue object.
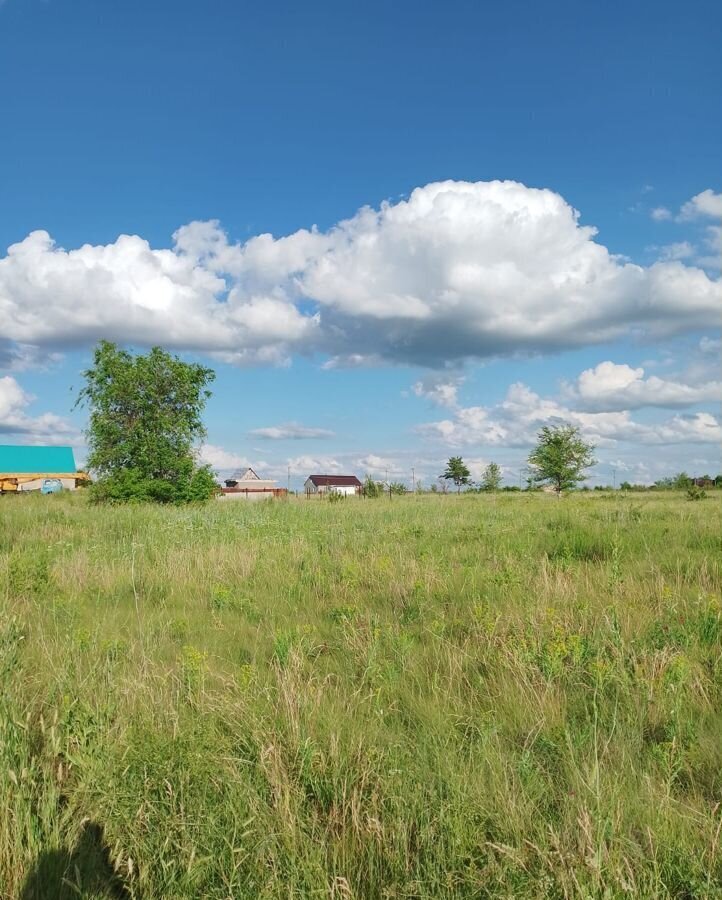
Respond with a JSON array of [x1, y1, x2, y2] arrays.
[[41, 479, 63, 494]]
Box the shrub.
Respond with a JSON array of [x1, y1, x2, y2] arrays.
[[363, 476, 383, 498]]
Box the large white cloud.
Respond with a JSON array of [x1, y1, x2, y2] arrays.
[[418, 380, 722, 449], [1, 180, 720, 370], [0, 229, 319, 367], [568, 361, 722, 411]]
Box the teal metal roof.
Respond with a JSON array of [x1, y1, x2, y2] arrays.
[[0, 444, 77, 475]]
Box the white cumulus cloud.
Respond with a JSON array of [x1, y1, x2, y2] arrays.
[[418, 380, 722, 449], [1, 180, 720, 370], [0, 375, 78, 441], [567, 361, 722, 411], [412, 374, 464, 408], [651, 206, 673, 222], [679, 189, 722, 221], [198, 444, 252, 471]]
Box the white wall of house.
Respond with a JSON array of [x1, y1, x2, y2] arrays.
[[227, 479, 277, 490], [304, 479, 359, 496], [218, 490, 276, 502]]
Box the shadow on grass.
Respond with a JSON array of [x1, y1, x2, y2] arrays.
[[20, 821, 133, 900]]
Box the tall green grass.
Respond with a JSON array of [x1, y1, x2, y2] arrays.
[[1, 491, 721, 898]]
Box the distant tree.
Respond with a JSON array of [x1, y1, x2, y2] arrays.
[[653, 476, 674, 489], [77, 341, 217, 503], [480, 461, 502, 492], [429, 483, 438, 493], [441, 456, 472, 493], [389, 481, 407, 495], [673, 472, 692, 490], [619, 481, 633, 491], [527, 424, 596, 496], [363, 475, 383, 498]]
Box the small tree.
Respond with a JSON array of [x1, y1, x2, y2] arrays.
[[527, 424, 596, 496], [441, 456, 472, 493], [363, 475, 383, 498], [480, 461, 502, 492], [77, 341, 217, 503]]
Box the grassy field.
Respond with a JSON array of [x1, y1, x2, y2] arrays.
[[1, 490, 721, 899]]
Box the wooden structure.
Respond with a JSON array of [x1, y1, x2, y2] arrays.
[[219, 467, 286, 500], [0, 445, 89, 493]]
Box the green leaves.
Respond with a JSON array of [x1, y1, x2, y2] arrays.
[[441, 456, 471, 492], [527, 424, 596, 494], [77, 341, 217, 503], [480, 461, 502, 492]]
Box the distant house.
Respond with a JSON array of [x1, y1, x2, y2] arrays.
[[219, 467, 286, 501], [0, 445, 87, 493], [304, 474, 362, 497], [693, 477, 714, 488]]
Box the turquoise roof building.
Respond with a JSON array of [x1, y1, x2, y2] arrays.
[[0, 444, 77, 475]]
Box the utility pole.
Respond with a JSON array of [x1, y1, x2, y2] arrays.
[[287, 464, 291, 494], [411, 467, 415, 492], [612, 468, 616, 490]]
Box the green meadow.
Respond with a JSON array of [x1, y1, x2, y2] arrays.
[[1, 491, 721, 898]]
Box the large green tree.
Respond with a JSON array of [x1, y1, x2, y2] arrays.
[[441, 456, 472, 493], [527, 424, 596, 495], [77, 341, 217, 503]]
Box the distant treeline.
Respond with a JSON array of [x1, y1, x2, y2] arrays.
[[618, 472, 721, 492]]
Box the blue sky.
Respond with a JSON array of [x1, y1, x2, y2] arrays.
[[0, 0, 720, 487]]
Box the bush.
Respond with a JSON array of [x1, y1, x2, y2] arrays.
[[363, 476, 383, 498], [686, 485, 707, 501], [89, 464, 218, 504]]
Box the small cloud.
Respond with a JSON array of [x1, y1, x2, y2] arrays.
[[650, 207, 672, 222], [321, 354, 383, 370], [654, 241, 695, 261], [0, 374, 79, 440], [198, 444, 249, 470], [249, 422, 335, 440], [700, 336, 721, 354], [678, 189, 722, 221], [412, 374, 465, 409]]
